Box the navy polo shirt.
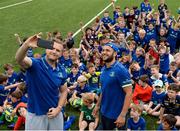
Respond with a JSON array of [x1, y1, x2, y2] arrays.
[[100, 61, 132, 119], [26, 56, 67, 115]]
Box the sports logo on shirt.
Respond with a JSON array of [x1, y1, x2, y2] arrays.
[[109, 72, 115, 77], [58, 72, 63, 78]]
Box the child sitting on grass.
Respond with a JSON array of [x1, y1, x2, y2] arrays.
[[143, 80, 166, 116], [132, 74, 153, 105], [79, 92, 99, 131], [158, 83, 180, 127], [127, 104, 146, 130], [157, 114, 178, 130]]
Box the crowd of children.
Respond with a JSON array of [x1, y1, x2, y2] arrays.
[[0, 0, 180, 130]]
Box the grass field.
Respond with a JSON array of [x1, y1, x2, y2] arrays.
[[0, 0, 180, 130]]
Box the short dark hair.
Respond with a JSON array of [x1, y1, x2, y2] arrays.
[[162, 114, 177, 128], [170, 61, 176, 66], [168, 83, 180, 92], [3, 63, 13, 71], [71, 63, 79, 69], [139, 75, 149, 83], [11, 90, 23, 99]]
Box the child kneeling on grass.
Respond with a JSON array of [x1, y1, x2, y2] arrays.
[[79, 92, 99, 131]]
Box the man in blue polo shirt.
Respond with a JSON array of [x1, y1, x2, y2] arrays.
[[15, 34, 67, 130], [93, 43, 132, 130]]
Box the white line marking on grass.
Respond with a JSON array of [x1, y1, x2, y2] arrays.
[[0, 0, 33, 10], [72, 0, 117, 38]]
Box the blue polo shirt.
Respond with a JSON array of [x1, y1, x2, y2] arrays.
[[26, 56, 67, 115], [100, 61, 132, 119]]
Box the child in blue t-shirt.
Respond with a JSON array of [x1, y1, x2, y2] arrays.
[[145, 23, 157, 42], [112, 0, 121, 24], [3, 63, 18, 86], [84, 62, 101, 94], [134, 29, 149, 50], [59, 49, 72, 74], [133, 47, 145, 67], [69, 75, 90, 108], [167, 23, 180, 54], [167, 62, 180, 84], [127, 104, 146, 130], [150, 65, 169, 91], [101, 11, 113, 30], [144, 80, 166, 116], [140, 0, 152, 14], [67, 64, 81, 90], [0, 74, 22, 112], [158, 45, 170, 74]]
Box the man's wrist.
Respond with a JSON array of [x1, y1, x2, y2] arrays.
[[120, 113, 126, 118], [96, 104, 100, 109], [56, 105, 63, 111]]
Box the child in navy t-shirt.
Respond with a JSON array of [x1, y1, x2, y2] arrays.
[[127, 104, 146, 130]]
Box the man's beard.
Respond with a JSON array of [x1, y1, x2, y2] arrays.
[[103, 53, 114, 63]]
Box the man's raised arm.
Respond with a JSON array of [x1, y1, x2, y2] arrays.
[[15, 35, 38, 69]]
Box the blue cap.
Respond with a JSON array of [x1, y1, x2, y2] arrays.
[[104, 42, 119, 52]]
